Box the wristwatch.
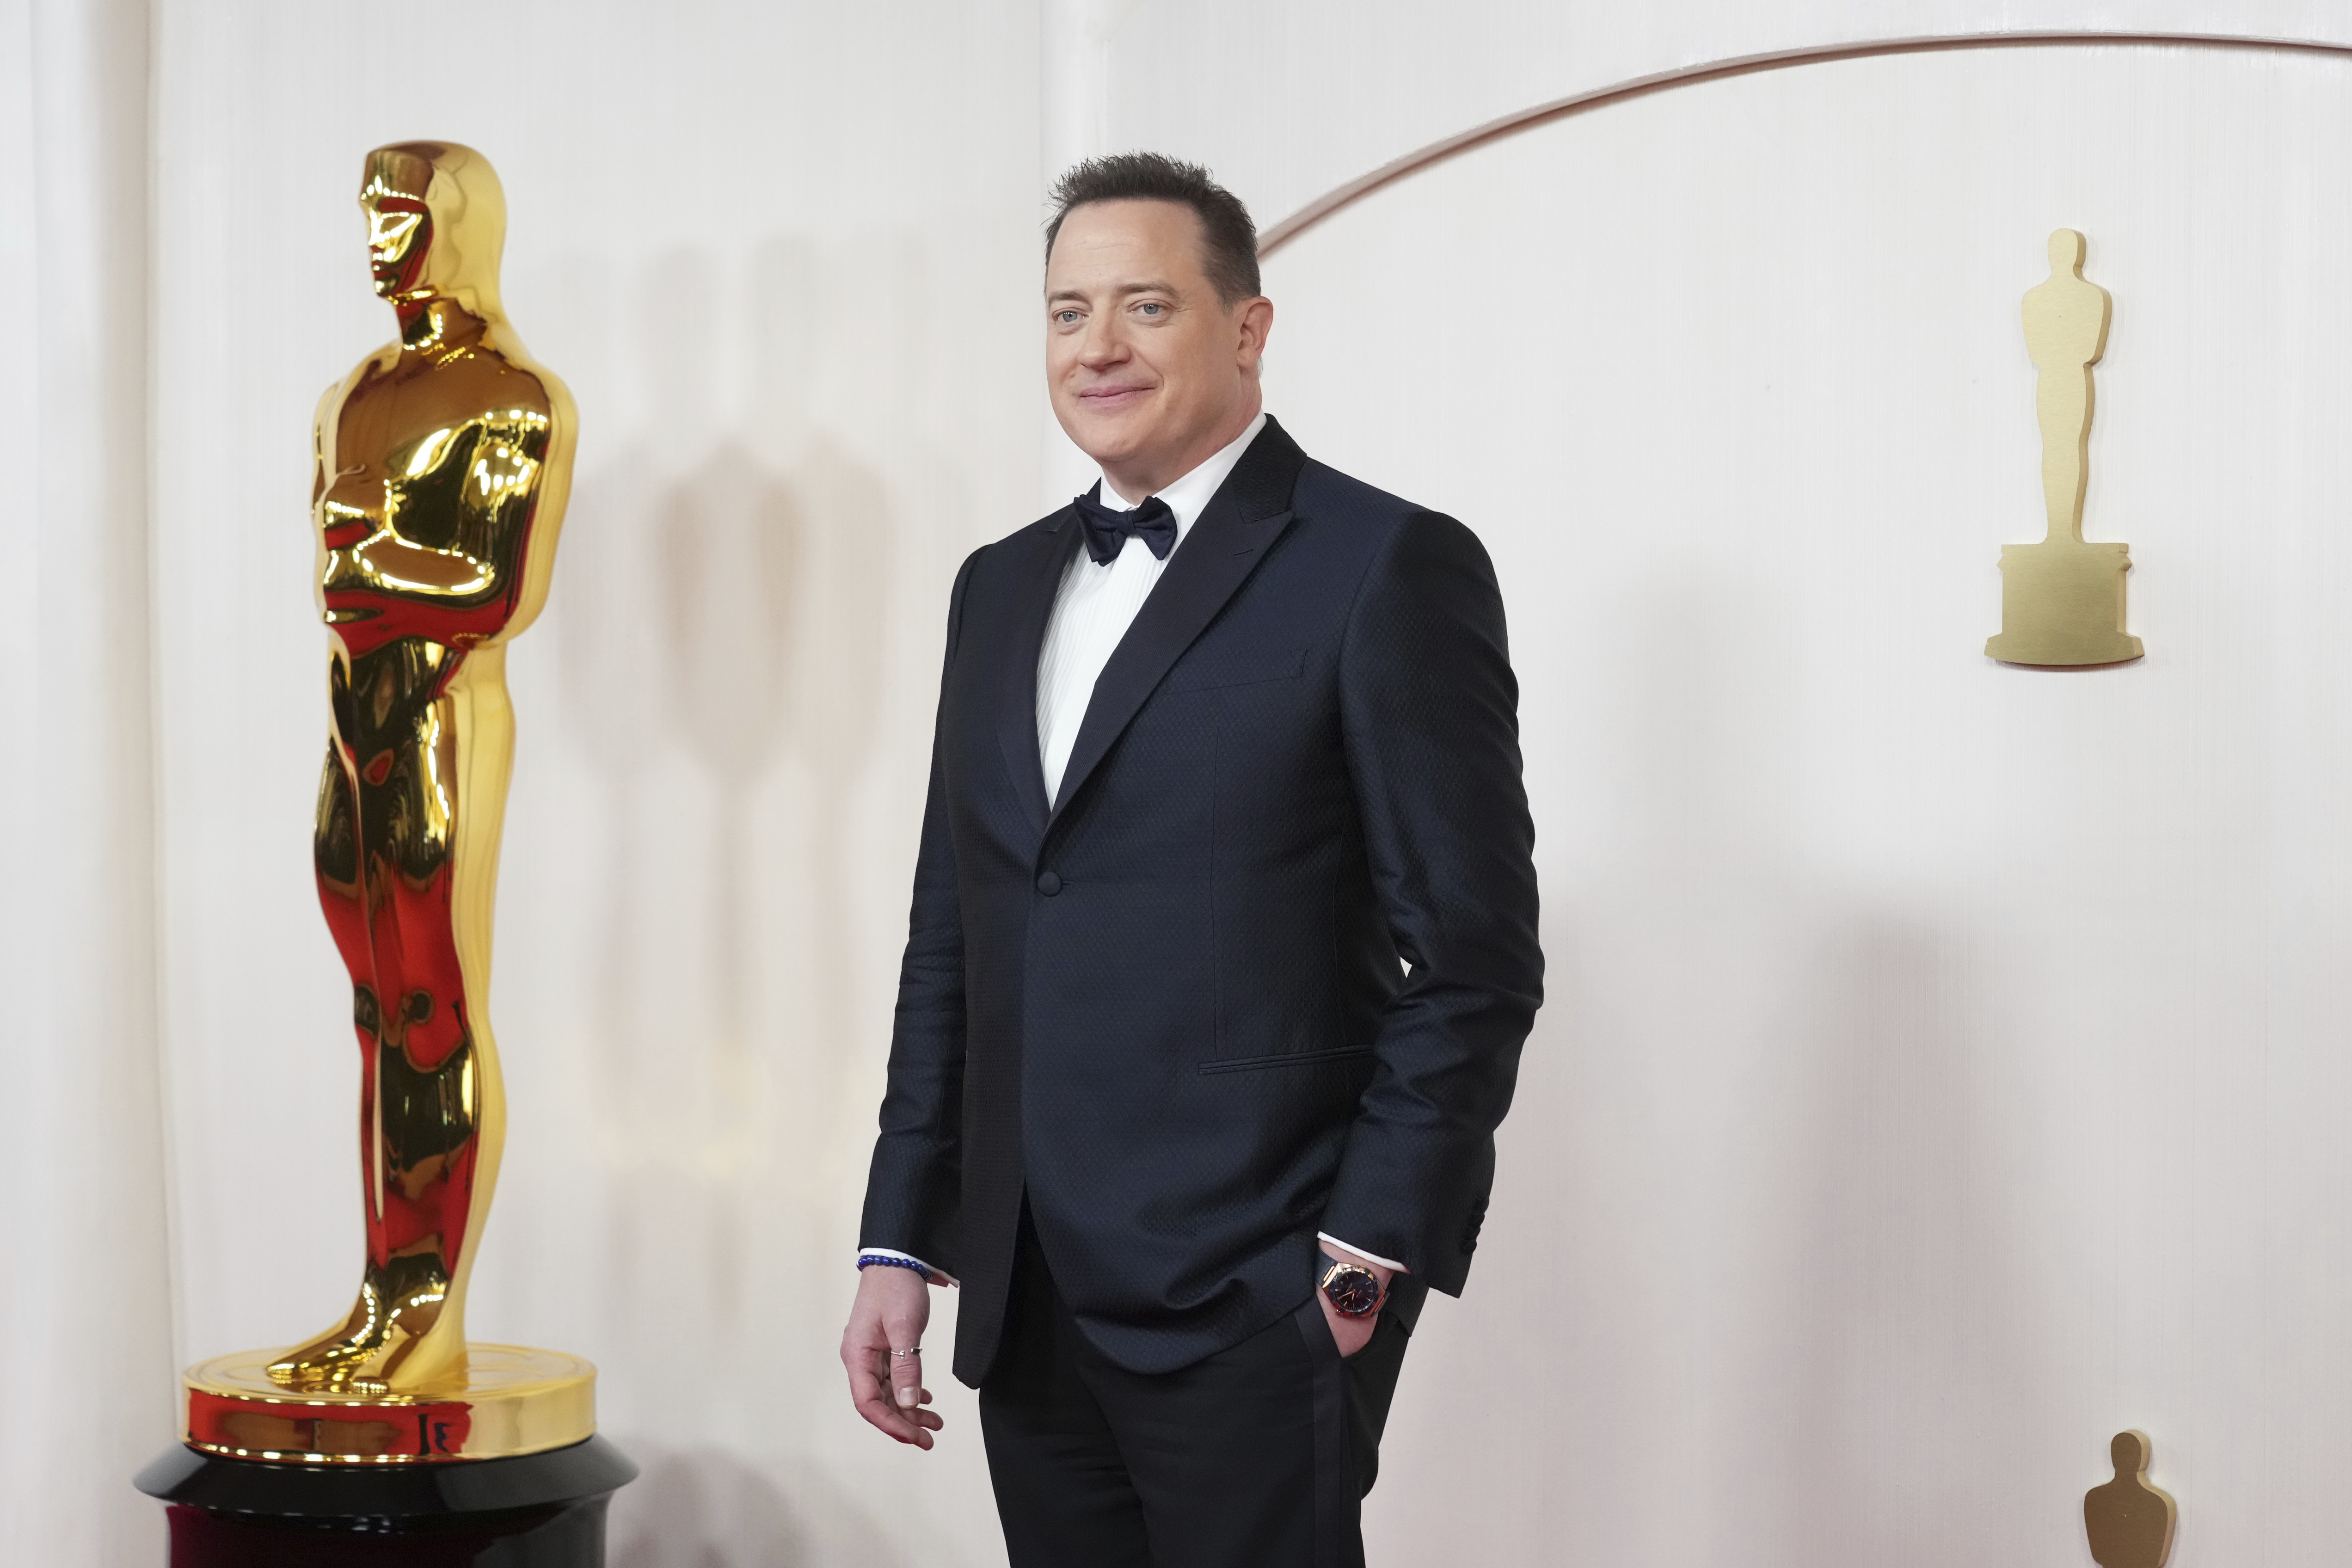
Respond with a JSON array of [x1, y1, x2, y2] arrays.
[[1318, 1252, 1384, 1318]]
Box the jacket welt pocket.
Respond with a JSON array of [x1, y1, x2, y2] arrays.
[[1164, 646, 1307, 693], [1197, 1045, 1372, 1076]]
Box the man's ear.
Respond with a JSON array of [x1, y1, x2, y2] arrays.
[[1237, 296, 1274, 367]]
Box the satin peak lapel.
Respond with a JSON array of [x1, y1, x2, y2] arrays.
[[1049, 418, 1310, 821], [996, 510, 1079, 838]]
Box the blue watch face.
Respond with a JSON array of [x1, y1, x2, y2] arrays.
[[1322, 1263, 1382, 1317]]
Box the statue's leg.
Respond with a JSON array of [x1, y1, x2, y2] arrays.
[[272, 640, 488, 1394], [2037, 369, 2095, 539], [400, 645, 518, 1384], [270, 696, 399, 1389]]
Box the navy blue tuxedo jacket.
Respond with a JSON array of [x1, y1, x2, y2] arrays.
[[860, 419, 1543, 1383]]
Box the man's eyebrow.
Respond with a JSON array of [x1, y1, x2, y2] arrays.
[[1046, 279, 1180, 307]]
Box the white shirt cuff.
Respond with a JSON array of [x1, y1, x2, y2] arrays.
[[1317, 1233, 1407, 1273], [856, 1248, 960, 1286]]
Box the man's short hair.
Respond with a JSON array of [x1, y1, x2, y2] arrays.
[[1045, 153, 1261, 307]]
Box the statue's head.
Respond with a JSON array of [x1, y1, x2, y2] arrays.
[[2047, 227, 2086, 275], [2111, 1430, 2147, 1473], [359, 141, 506, 316]]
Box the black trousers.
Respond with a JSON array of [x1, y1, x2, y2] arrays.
[[978, 1221, 1419, 1568]]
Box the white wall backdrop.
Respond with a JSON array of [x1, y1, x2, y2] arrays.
[[4, 1, 173, 1566], [12, 4, 2352, 1566], [1256, 39, 2352, 1568]]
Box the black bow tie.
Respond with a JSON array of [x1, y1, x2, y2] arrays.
[[1074, 487, 1177, 566]]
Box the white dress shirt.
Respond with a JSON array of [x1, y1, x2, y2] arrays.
[[857, 410, 1406, 1281], [1035, 410, 1267, 805]]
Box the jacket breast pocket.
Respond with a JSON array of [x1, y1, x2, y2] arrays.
[[1162, 646, 1307, 694]]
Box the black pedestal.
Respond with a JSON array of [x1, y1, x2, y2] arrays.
[[135, 1436, 636, 1567]]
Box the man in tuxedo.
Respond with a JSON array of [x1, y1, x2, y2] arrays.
[[841, 152, 1542, 1567]]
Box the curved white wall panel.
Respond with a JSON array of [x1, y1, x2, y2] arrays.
[[1097, 3, 2352, 241], [1259, 39, 2352, 1567]]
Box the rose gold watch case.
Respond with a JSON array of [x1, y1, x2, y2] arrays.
[[1319, 1261, 1384, 1317]]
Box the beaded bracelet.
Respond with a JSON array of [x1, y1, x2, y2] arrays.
[[858, 1253, 932, 1282]]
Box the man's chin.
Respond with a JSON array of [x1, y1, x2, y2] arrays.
[[1061, 411, 1156, 470]]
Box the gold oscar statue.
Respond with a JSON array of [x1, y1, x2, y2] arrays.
[[1986, 228, 2144, 667], [2084, 1430, 2177, 1568], [179, 141, 596, 1463]]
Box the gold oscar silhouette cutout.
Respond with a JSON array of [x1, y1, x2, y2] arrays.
[[2084, 1430, 2177, 1568], [1986, 229, 2144, 666], [175, 142, 597, 1463]]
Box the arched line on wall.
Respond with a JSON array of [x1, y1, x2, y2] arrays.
[[1258, 31, 2352, 258]]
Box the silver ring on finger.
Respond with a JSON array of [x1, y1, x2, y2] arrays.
[[890, 1347, 921, 1359]]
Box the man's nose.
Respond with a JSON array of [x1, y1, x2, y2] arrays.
[[1076, 319, 1127, 368]]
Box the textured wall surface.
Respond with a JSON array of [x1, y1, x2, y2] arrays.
[[4, 0, 173, 1562], [1258, 39, 2352, 1568], [11, 5, 2352, 1564]]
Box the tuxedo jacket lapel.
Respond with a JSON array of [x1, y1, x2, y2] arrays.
[[996, 508, 1079, 838], [1050, 418, 1309, 822]]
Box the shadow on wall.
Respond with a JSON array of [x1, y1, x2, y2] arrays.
[[543, 238, 904, 1431], [1614, 572, 2050, 1563], [1384, 569, 2051, 1563], [608, 1444, 906, 1568], [1781, 912, 2045, 1564]]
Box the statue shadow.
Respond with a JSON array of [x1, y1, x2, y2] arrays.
[[492, 236, 1000, 1558], [539, 241, 900, 1408]]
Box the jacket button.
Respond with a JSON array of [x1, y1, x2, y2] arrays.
[[1036, 870, 1062, 896]]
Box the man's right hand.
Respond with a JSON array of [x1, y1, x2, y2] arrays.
[[841, 1264, 944, 1449]]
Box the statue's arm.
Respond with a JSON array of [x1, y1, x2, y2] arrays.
[[309, 381, 340, 508], [348, 532, 500, 594], [448, 406, 554, 586], [348, 394, 552, 602], [318, 348, 487, 604], [312, 369, 378, 613]]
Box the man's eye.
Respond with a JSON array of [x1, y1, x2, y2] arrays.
[[1137, 302, 1163, 316], [1055, 310, 1081, 325]]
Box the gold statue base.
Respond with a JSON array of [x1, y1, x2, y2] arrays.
[[1986, 539, 2144, 667], [182, 1345, 596, 1464]]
